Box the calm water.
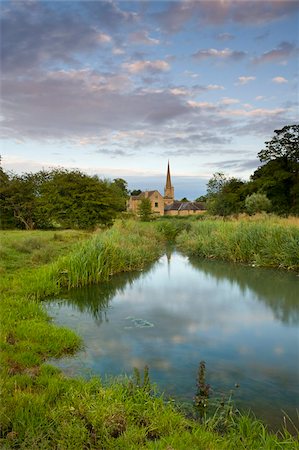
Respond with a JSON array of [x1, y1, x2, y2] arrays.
[[46, 252, 299, 430]]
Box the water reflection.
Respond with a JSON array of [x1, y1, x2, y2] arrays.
[[61, 269, 152, 325], [47, 252, 299, 431], [188, 257, 299, 325]]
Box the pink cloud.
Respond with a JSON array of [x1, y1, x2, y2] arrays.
[[253, 42, 298, 64], [123, 60, 170, 74], [272, 76, 288, 84]]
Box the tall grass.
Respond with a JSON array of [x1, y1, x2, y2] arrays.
[[177, 219, 299, 271], [14, 220, 164, 300]]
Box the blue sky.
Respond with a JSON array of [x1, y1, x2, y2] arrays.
[[1, 0, 298, 199]]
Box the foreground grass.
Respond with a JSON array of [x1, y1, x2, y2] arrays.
[[176, 216, 299, 271], [0, 221, 298, 449]]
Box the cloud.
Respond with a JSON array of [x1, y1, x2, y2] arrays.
[[187, 101, 216, 110], [82, 1, 138, 29], [272, 76, 288, 84], [1, 69, 189, 140], [169, 88, 190, 96], [220, 97, 240, 105], [221, 108, 286, 118], [123, 60, 170, 74], [97, 32, 112, 43], [112, 47, 126, 55], [207, 84, 225, 90], [205, 159, 259, 172], [1, 1, 135, 75], [253, 41, 298, 65], [236, 76, 256, 85], [129, 30, 160, 45], [216, 32, 235, 41], [154, 1, 299, 32], [193, 48, 246, 61]]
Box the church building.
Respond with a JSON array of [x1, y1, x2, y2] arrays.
[[127, 163, 206, 217]]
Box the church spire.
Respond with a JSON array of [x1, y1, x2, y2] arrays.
[[166, 160, 172, 189], [164, 161, 174, 205]]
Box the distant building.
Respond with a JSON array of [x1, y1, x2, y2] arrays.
[[127, 162, 206, 216]]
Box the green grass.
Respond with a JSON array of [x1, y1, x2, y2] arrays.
[[0, 229, 89, 274], [0, 220, 298, 449], [176, 218, 299, 271]]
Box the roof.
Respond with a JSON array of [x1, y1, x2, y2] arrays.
[[130, 190, 162, 200], [164, 201, 206, 211]]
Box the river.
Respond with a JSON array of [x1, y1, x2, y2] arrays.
[[46, 251, 299, 431]]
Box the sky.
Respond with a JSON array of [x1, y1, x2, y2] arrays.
[[1, 0, 298, 199]]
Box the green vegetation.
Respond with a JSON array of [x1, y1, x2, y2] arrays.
[[137, 197, 153, 221], [0, 168, 128, 229], [1, 221, 298, 448], [206, 125, 299, 216], [176, 216, 299, 271], [245, 192, 272, 215]]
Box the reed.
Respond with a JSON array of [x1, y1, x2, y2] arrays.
[[17, 220, 164, 299], [177, 219, 299, 271]]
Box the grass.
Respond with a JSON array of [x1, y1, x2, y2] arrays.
[[176, 216, 299, 271], [0, 229, 89, 274], [0, 219, 298, 448]]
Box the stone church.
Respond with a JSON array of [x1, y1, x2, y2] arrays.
[[127, 162, 206, 216]]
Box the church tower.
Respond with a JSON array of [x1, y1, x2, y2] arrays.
[[164, 161, 174, 206]]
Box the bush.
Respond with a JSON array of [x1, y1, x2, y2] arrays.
[[245, 193, 272, 215]]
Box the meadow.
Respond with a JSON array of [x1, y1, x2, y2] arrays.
[[0, 218, 298, 449]]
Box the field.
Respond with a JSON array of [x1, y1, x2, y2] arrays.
[[0, 219, 298, 449]]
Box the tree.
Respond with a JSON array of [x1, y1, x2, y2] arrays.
[[0, 166, 131, 230], [180, 197, 189, 202], [137, 197, 152, 221], [206, 172, 228, 197], [252, 125, 299, 215], [0, 170, 51, 229], [245, 193, 272, 215], [130, 189, 142, 196], [111, 178, 129, 212], [206, 173, 246, 216], [41, 170, 122, 229], [195, 195, 207, 203], [258, 124, 299, 164]]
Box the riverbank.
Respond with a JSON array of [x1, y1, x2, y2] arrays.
[[176, 215, 299, 272], [1, 220, 298, 449]]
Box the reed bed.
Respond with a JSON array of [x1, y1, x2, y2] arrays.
[[12, 220, 164, 300], [177, 219, 299, 271]]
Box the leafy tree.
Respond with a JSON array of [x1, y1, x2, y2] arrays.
[[195, 195, 207, 202], [0, 170, 51, 229], [137, 197, 152, 221], [111, 178, 129, 212], [245, 193, 272, 215], [130, 189, 142, 196], [258, 124, 299, 164], [252, 125, 299, 215], [206, 173, 246, 216], [41, 170, 121, 229], [0, 167, 129, 229], [206, 172, 227, 197], [180, 197, 189, 202]]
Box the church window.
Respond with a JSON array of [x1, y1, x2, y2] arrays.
[[155, 202, 158, 208]]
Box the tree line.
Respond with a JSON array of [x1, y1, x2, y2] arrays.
[[204, 125, 299, 216], [0, 168, 129, 229]]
